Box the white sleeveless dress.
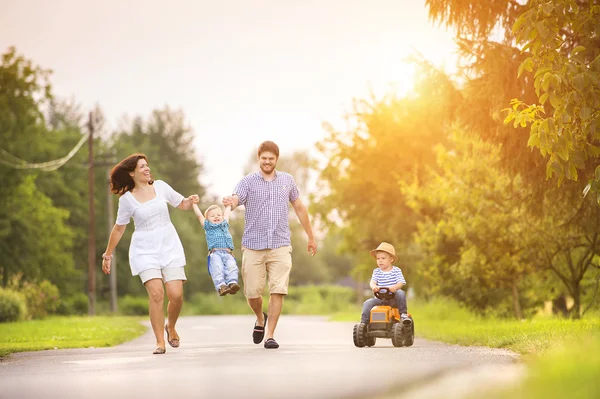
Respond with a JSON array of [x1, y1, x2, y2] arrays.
[[116, 180, 186, 276]]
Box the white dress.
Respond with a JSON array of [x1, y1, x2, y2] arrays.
[[116, 180, 186, 276]]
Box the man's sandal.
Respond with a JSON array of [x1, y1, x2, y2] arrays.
[[252, 312, 268, 344], [264, 338, 279, 349], [153, 347, 166, 355]]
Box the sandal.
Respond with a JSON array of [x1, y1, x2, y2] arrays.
[[165, 325, 180, 348], [264, 338, 279, 349], [153, 347, 166, 355], [252, 312, 268, 344]]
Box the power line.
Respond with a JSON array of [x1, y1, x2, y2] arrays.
[[0, 133, 89, 171]]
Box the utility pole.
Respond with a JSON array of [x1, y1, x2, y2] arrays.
[[87, 111, 96, 316], [106, 162, 117, 313]]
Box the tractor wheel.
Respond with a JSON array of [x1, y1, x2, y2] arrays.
[[366, 336, 376, 347], [391, 323, 404, 347], [403, 318, 415, 347], [353, 323, 367, 347]]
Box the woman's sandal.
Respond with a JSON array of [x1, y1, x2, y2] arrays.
[[153, 347, 166, 355], [165, 325, 180, 348]]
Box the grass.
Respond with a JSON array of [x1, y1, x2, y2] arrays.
[[486, 336, 600, 399], [0, 316, 147, 358]]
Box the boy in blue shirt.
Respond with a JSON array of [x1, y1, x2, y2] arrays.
[[361, 242, 411, 325], [192, 200, 240, 296]]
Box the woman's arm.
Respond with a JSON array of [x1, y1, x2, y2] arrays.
[[101, 224, 127, 274], [192, 203, 206, 225], [178, 194, 199, 211]]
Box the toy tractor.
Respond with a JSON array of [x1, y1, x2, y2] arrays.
[[353, 288, 414, 348]]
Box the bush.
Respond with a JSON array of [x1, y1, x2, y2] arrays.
[[0, 287, 27, 322], [120, 295, 149, 315], [56, 292, 89, 315], [21, 280, 60, 319]]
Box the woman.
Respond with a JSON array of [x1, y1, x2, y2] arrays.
[[101, 153, 198, 354]]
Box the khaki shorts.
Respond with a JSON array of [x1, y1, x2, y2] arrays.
[[139, 267, 187, 284], [241, 246, 292, 298]]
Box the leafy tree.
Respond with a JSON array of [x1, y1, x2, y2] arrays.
[[504, 0, 600, 201], [403, 131, 542, 318], [0, 48, 77, 291], [314, 67, 459, 280]]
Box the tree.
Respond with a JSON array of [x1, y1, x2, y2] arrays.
[[0, 48, 77, 291], [403, 131, 542, 318], [505, 0, 600, 201], [314, 66, 459, 280]]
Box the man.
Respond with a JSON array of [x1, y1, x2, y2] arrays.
[[223, 140, 317, 349]]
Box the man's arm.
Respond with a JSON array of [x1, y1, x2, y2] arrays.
[[291, 198, 317, 255]]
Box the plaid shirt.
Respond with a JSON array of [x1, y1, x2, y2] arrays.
[[203, 220, 234, 251], [234, 170, 299, 250]]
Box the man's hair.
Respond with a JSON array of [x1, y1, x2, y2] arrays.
[[204, 205, 222, 219], [257, 141, 279, 158]]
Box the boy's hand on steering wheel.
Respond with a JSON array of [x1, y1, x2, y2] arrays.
[[389, 286, 397, 293], [373, 286, 380, 293]]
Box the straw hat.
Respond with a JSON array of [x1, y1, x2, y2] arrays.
[[369, 242, 398, 263]]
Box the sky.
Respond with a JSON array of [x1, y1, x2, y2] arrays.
[[0, 0, 458, 197]]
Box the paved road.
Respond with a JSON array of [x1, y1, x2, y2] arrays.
[[0, 316, 520, 399]]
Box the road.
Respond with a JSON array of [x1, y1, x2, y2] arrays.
[[0, 315, 522, 399]]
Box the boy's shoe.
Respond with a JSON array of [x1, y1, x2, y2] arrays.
[[400, 313, 412, 326], [228, 282, 240, 295], [218, 285, 230, 296]]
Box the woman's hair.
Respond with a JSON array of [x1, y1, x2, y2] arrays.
[[110, 153, 153, 195], [204, 205, 221, 219], [257, 140, 279, 158]]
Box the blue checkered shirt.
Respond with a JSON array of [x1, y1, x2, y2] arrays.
[[204, 220, 234, 251], [233, 170, 300, 250]]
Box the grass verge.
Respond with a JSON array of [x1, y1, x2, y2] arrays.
[[0, 316, 146, 358]]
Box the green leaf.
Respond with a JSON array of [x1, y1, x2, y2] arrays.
[[587, 145, 600, 158], [540, 93, 549, 105], [549, 93, 561, 109], [596, 165, 600, 181], [542, 72, 553, 91], [512, 13, 528, 33], [558, 147, 569, 161], [527, 134, 541, 148], [542, 3, 554, 16]]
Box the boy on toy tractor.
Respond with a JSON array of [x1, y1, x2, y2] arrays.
[[353, 242, 414, 348]]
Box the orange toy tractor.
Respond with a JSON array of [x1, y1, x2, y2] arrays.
[[353, 288, 414, 348]]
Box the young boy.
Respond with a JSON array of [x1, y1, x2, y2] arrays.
[[361, 242, 411, 325], [192, 199, 240, 296]]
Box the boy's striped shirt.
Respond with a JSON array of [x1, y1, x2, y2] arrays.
[[371, 266, 406, 287]]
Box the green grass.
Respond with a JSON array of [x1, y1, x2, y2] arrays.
[[483, 336, 600, 399], [0, 316, 147, 357]]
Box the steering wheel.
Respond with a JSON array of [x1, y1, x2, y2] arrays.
[[374, 287, 395, 301]]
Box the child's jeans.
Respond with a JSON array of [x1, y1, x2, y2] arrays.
[[208, 250, 239, 291], [360, 289, 408, 323]]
